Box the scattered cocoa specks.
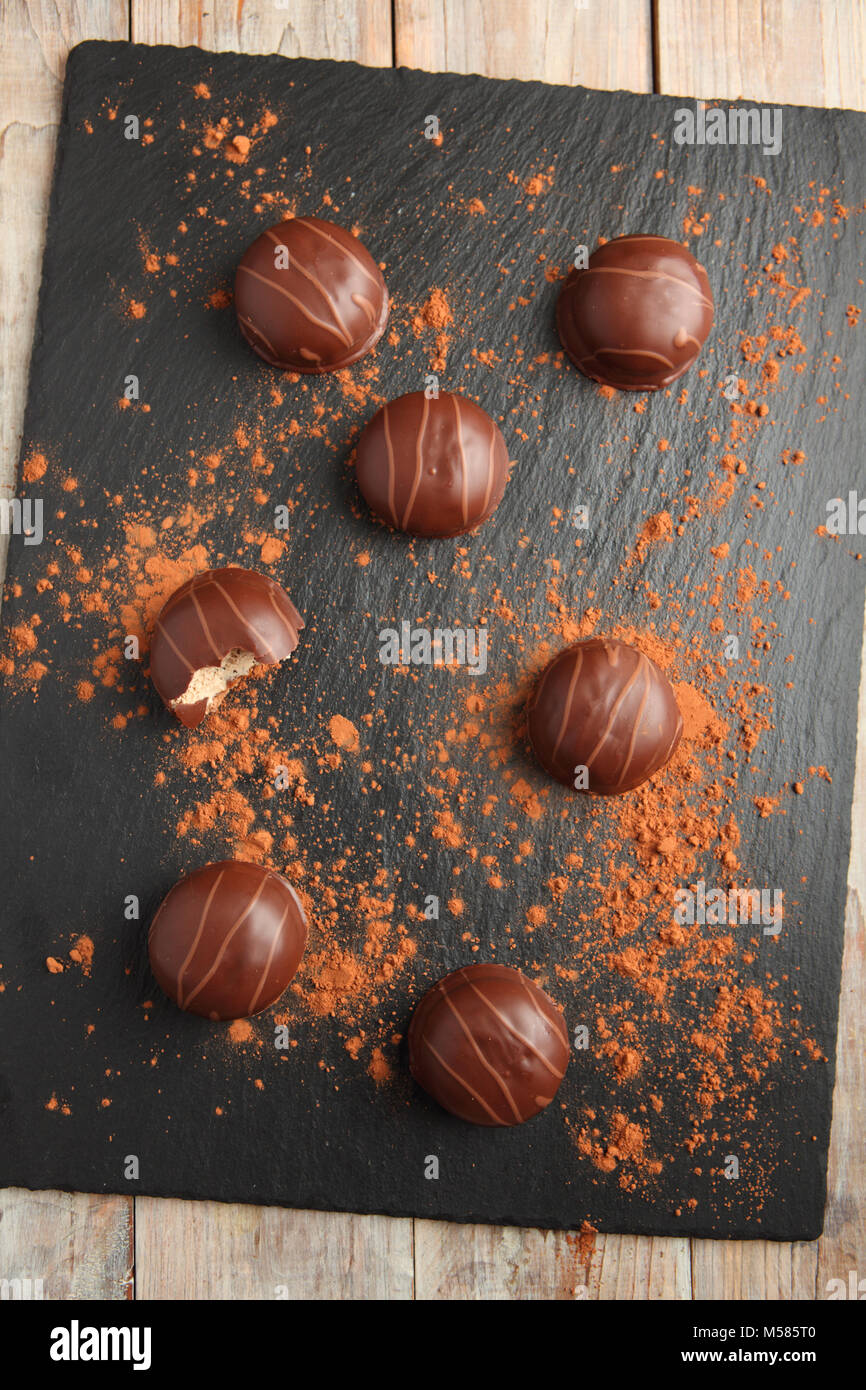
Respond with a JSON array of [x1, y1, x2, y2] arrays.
[[1, 125, 854, 1228]]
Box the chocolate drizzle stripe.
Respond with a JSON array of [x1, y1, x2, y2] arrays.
[[175, 868, 224, 1007], [583, 653, 643, 769], [451, 393, 470, 527], [401, 394, 430, 530], [465, 975, 567, 1080], [157, 573, 207, 622], [350, 291, 378, 327], [182, 877, 268, 1010], [190, 587, 223, 663], [237, 316, 281, 358], [481, 418, 496, 516], [583, 265, 714, 309], [421, 1036, 507, 1124], [263, 227, 353, 345], [660, 710, 684, 769], [287, 260, 353, 344], [211, 577, 279, 662], [383, 403, 398, 527], [531, 658, 556, 710], [236, 264, 351, 347], [245, 902, 289, 1015], [442, 990, 524, 1121], [300, 217, 382, 287], [580, 347, 676, 370], [612, 235, 672, 245], [516, 975, 570, 1051], [266, 589, 298, 643], [550, 648, 583, 766], [615, 653, 651, 789], [154, 619, 197, 677]]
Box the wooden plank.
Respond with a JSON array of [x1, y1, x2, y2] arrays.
[[690, 1238, 819, 1300], [596, 1234, 691, 1300], [134, 1199, 414, 1299], [0, 0, 127, 529], [125, 0, 411, 1301], [658, 0, 866, 1299], [414, 1221, 597, 1300], [395, 0, 653, 1301], [395, 0, 653, 91], [0, 0, 132, 1302], [656, 0, 866, 108], [0, 1188, 132, 1300], [130, 0, 392, 67]]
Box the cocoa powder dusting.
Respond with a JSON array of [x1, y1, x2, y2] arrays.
[[2, 89, 857, 1225]]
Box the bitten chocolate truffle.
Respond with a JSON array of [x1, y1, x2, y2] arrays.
[[354, 390, 510, 537], [527, 637, 683, 795], [408, 963, 569, 1126], [556, 234, 714, 390], [149, 567, 303, 728], [234, 216, 389, 372], [148, 860, 307, 1021]]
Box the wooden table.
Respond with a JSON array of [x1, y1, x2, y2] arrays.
[[1, 0, 863, 1300]]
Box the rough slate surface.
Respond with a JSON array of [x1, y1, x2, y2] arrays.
[[0, 41, 864, 1239]]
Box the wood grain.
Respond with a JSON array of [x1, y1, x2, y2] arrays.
[[595, 1235, 692, 1300], [135, 1198, 413, 1299], [656, 0, 866, 108], [0, 0, 126, 547], [123, 0, 412, 1302], [690, 1236, 820, 1300], [414, 1221, 593, 1299], [395, 0, 653, 90], [0, 1188, 132, 1299], [396, 0, 648, 1302], [130, 0, 392, 66], [0, 0, 131, 1300], [659, 0, 866, 1305], [2, 0, 864, 1302]]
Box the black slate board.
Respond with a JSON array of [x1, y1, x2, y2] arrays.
[[1, 41, 865, 1239]]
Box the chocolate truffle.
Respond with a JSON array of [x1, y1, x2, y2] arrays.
[[234, 216, 389, 372], [149, 567, 303, 728], [408, 963, 569, 1126], [148, 860, 307, 1021], [354, 390, 510, 537], [527, 637, 683, 795], [556, 234, 714, 390]]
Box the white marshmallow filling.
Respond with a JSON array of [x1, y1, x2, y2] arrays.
[[171, 647, 258, 712]]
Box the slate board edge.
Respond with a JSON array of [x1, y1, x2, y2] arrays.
[[0, 1169, 823, 1242], [63, 38, 866, 120]]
